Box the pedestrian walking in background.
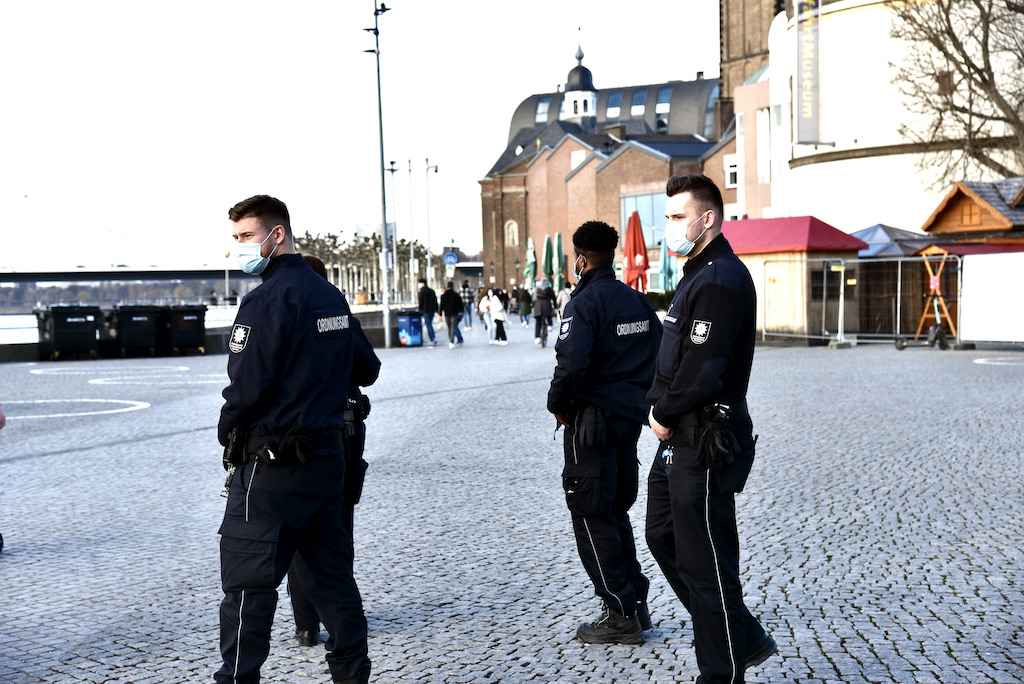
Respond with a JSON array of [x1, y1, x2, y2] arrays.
[[488, 289, 508, 345], [556, 283, 573, 320], [547, 220, 662, 645], [517, 286, 533, 327], [439, 281, 464, 349], [646, 174, 776, 683], [481, 288, 496, 342], [459, 280, 476, 330], [418, 278, 439, 347], [532, 278, 554, 344]]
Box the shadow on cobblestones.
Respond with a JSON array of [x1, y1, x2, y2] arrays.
[[0, 336, 1021, 683]]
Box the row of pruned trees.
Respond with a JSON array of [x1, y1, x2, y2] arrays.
[[293, 231, 437, 302]]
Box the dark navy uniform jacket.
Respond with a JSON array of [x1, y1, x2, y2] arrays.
[[548, 267, 662, 424], [646, 234, 756, 427], [218, 254, 379, 449]]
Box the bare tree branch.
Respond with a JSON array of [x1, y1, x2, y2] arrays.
[[887, 0, 1024, 186]]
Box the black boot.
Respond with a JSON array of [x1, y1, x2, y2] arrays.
[[333, 664, 371, 684], [294, 629, 319, 647], [577, 604, 644, 645], [598, 600, 653, 630]]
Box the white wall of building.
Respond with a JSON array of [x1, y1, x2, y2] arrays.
[[766, 0, 953, 232]]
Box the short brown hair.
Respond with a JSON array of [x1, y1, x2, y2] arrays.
[[666, 175, 723, 220], [228, 195, 292, 237]]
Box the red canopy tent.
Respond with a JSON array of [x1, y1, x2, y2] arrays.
[[623, 211, 650, 292]]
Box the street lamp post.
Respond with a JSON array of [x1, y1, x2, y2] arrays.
[[408, 159, 416, 290], [425, 158, 438, 286], [386, 160, 400, 301], [514, 258, 521, 286], [364, 1, 392, 347], [224, 250, 231, 300]]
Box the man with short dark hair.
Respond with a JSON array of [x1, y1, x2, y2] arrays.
[[217, 195, 373, 684], [548, 220, 662, 644], [646, 174, 776, 683], [417, 278, 439, 346]]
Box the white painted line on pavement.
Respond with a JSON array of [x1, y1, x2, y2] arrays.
[[88, 374, 227, 385], [29, 366, 190, 375], [973, 357, 1024, 366], [3, 399, 151, 419]]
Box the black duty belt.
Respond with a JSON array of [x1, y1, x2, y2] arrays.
[[673, 400, 748, 429], [244, 430, 345, 465]]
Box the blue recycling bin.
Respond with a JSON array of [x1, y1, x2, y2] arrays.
[[397, 310, 423, 347]]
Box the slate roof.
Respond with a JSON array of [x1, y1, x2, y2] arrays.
[[922, 177, 1024, 235], [850, 224, 937, 257], [962, 177, 1024, 226]]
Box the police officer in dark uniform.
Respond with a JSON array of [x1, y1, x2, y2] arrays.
[[288, 255, 380, 648], [547, 220, 663, 644], [646, 175, 776, 683], [217, 195, 373, 684]]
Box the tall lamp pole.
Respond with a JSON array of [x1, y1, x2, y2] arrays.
[[386, 160, 400, 301], [408, 159, 416, 290], [425, 158, 438, 285], [365, 1, 392, 347]]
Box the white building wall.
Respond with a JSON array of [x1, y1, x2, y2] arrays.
[[766, 0, 954, 233]]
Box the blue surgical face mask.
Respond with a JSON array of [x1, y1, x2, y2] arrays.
[[664, 211, 709, 257], [236, 228, 279, 275], [572, 255, 587, 280]]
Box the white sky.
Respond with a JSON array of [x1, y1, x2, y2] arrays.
[[0, 0, 720, 272]]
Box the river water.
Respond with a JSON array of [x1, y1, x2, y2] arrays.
[[0, 309, 238, 345]]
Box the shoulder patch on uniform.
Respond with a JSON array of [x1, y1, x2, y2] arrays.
[[690, 320, 712, 345], [229, 324, 251, 353], [559, 316, 573, 340]]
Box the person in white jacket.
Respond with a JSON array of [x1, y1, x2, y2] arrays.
[[488, 290, 508, 345]]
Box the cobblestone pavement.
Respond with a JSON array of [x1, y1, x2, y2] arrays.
[[0, 320, 1022, 683]]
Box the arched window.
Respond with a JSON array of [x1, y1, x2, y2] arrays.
[[505, 220, 519, 246]]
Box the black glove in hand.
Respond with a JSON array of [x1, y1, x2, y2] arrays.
[[578, 405, 607, 448], [696, 423, 740, 469]]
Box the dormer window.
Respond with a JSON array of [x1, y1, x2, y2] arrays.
[[631, 89, 647, 116], [536, 97, 551, 124], [606, 91, 623, 118]]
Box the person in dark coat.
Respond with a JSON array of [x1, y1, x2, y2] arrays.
[[438, 281, 464, 349], [217, 195, 374, 684], [547, 220, 663, 644], [417, 278, 439, 346], [532, 278, 554, 343], [646, 174, 776, 683]]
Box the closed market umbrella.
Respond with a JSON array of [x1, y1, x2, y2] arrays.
[[659, 237, 678, 290], [623, 211, 649, 292], [523, 237, 537, 291], [554, 232, 565, 291], [541, 235, 554, 283]]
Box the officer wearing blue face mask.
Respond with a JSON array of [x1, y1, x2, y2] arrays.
[[547, 220, 662, 645], [646, 175, 776, 684], [216, 195, 374, 684]]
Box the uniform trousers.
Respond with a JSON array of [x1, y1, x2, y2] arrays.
[[646, 439, 766, 684], [562, 410, 649, 618], [216, 453, 369, 684], [288, 421, 368, 634]]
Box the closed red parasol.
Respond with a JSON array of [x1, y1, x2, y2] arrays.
[[623, 210, 649, 292]]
